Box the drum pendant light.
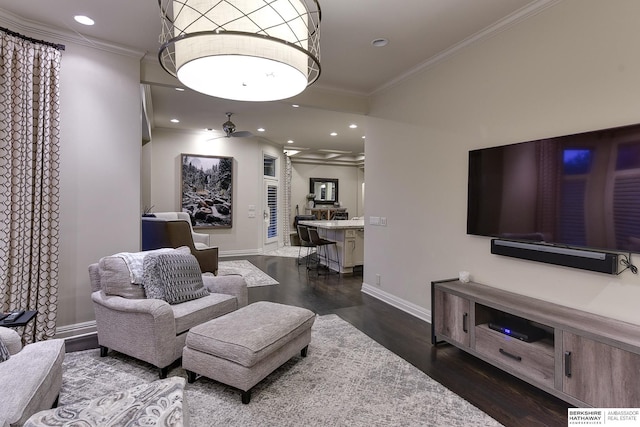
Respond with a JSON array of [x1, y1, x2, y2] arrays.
[[158, 0, 321, 102]]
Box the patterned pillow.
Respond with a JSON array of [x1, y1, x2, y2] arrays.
[[0, 337, 10, 362], [142, 253, 209, 304]]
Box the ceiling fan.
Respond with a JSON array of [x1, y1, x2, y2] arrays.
[[210, 112, 254, 139]]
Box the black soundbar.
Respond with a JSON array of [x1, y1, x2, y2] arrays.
[[491, 239, 618, 274]]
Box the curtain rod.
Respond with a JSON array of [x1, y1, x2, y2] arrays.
[[0, 26, 65, 51]]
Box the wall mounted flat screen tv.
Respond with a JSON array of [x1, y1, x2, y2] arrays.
[[467, 123, 640, 253]]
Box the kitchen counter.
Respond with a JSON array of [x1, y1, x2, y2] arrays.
[[299, 219, 364, 273], [298, 219, 364, 229]]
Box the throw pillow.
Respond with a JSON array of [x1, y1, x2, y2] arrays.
[[0, 337, 10, 362], [99, 247, 191, 299], [142, 253, 209, 304]]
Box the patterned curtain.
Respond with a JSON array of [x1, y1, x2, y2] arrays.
[[0, 29, 62, 343], [283, 155, 292, 246]]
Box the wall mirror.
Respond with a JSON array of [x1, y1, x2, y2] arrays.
[[310, 178, 339, 204]]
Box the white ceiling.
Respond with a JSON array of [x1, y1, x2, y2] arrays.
[[0, 0, 550, 164]]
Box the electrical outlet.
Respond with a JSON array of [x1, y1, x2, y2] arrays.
[[376, 274, 381, 285], [380, 217, 387, 226]]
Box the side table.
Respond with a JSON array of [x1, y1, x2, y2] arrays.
[[0, 310, 37, 328]]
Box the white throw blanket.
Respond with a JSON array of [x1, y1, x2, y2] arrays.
[[114, 247, 188, 284]]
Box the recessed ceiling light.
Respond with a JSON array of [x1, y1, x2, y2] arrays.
[[170, 119, 180, 123], [292, 104, 300, 108], [349, 124, 358, 129], [287, 140, 294, 144], [74, 15, 95, 26], [371, 38, 388, 47], [257, 128, 265, 132], [330, 132, 337, 136], [175, 87, 185, 91], [362, 135, 366, 139]]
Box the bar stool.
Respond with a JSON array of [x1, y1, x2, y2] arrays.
[[296, 225, 315, 266], [307, 227, 340, 274]]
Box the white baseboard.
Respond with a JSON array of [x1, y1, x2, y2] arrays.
[[361, 283, 432, 324], [54, 320, 96, 340], [219, 249, 262, 258]]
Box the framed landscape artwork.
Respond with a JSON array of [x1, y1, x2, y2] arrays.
[[181, 154, 233, 228]]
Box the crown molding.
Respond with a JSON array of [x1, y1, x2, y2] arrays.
[[289, 156, 364, 168], [0, 8, 145, 58], [371, 0, 562, 96]]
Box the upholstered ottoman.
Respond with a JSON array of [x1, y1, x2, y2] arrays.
[[182, 301, 315, 403]]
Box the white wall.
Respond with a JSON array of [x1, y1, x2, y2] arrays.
[[364, 0, 640, 324], [141, 140, 152, 212], [56, 45, 141, 335], [144, 129, 284, 254], [290, 162, 362, 219]]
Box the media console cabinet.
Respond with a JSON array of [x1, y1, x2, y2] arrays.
[[431, 279, 640, 407]]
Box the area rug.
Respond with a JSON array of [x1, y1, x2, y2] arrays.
[[60, 315, 501, 427], [263, 245, 314, 258], [216, 260, 278, 287]]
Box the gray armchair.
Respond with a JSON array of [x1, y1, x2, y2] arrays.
[[88, 249, 247, 378]]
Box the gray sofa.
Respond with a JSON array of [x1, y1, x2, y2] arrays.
[[0, 327, 65, 427], [89, 247, 247, 378]]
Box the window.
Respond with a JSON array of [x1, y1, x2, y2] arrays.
[[264, 155, 276, 177]]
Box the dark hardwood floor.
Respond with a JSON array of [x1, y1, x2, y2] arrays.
[[68, 253, 570, 426]]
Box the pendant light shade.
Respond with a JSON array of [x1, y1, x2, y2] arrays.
[[159, 0, 321, 102]]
